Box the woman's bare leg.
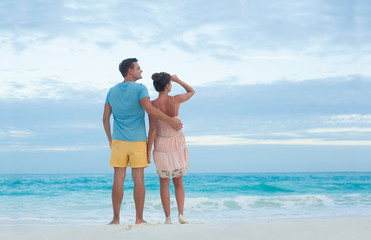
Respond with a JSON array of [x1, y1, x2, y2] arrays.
[[173, 176, 184, 214], [160, 177, 171, 222], [173, 176, 188, 223]]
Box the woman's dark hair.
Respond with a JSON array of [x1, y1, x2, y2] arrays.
[[119, 58, 138, 77], [152, 72, 171, 92]]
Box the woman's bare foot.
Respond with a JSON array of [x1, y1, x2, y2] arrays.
[[178, 214, 189, 224], [165, 216, 172, 224]]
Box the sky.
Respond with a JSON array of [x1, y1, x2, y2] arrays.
[[1, 0, 371, 174]]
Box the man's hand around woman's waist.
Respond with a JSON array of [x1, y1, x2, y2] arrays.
[[171, 117, 183, 131]]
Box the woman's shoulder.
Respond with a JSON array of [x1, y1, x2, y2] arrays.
[[173, 94, 183, 103], [152, 97, 164, 107]]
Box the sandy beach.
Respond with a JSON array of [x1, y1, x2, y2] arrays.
[[1, 218, 370, 240]]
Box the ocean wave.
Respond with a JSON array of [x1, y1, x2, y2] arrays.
[[146, 194, 370, 209], [1, 173, 370, 224], [2, 173, 371, 197], [183, 195, 332, 210], [1, 194, 370, 225], [141, 193, 371, 221], [249, 183, 295, 193], [181, 194, 371, 222]]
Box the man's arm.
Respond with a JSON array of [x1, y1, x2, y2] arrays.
[[103, 103, 113, 148], [147, 112, 156, 164], [140, 97, 183, 130]]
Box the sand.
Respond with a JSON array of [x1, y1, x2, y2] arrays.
[[1, 218, 370, 240]]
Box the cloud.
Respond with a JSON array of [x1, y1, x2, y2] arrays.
[[1, 59, 371, 153], [0, 144, 108, 152], [323, 114, 371, 124], [168, 0, 371, 57], [8, 129, 32, 138], [0, 128, 32, 138], [192, 75, 371, 117], [187, 135, 371, 146], [49, 123, 100, 129], [0, 77, 107, 101], [306, 127, 371, 134], [2, 1, 371, 96], [242, 55, 298, 60], [2, 0, 371, 56]]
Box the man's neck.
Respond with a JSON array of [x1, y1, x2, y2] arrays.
[[123, 77, 136, 83]]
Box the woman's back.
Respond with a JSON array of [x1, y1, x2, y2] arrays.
[[154, 95, 180, 137], [153, 95, 178, 118]]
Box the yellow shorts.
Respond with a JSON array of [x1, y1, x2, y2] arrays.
[[110, 140, 148, 168]]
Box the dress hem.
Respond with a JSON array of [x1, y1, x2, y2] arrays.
[[157, 166, 189, 179]]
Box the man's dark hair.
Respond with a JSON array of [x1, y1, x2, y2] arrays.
[[119, 58, 138, 77]]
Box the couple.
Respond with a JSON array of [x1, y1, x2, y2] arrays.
[[103, 58, 195, 225]]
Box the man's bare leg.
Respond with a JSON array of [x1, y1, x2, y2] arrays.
[[109, 167, 126, 224], [132, 167, 146, 224]]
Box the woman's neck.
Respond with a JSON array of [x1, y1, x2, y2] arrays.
[[159, 91, 169, 97]]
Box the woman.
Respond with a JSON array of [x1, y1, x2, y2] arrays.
[[147, 73, 195, 224]]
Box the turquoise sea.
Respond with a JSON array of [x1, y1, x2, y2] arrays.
[[0, 172, 370, 225]]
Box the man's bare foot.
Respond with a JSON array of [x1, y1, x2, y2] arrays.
[[109, 219, 120, 225], [135, 219, 147, 224], [178, 214, 189, 224]]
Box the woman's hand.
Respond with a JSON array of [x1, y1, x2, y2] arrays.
[[147, 151, 152, 164], [171, 75, 180, 83]]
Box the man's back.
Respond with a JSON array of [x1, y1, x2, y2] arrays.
[[105, 82, 149, 141]]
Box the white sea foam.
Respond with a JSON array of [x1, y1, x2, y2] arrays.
[[1, 194, 370, 225], [141, 194, 371, 223]]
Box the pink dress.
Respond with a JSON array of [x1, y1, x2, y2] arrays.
[[153, 98, 189, 178]]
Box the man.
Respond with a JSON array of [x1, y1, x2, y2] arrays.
[[103, 58, 182, 224]]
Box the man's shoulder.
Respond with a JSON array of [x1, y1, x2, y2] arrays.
[[109, 82, 148, 94], [133, 82, 146, 88], [132, 82, 148, 92], [122, 81, 146, 88], [109, 82, 122, 91]]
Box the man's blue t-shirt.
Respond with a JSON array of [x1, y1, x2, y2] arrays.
[[105, 82, 149, 142]]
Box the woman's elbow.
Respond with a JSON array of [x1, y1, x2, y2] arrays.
[[189, 90, 195, 97]]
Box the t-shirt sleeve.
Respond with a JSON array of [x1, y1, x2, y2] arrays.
[[138, 84, 149, 100], [105, 90, 111, 104]]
